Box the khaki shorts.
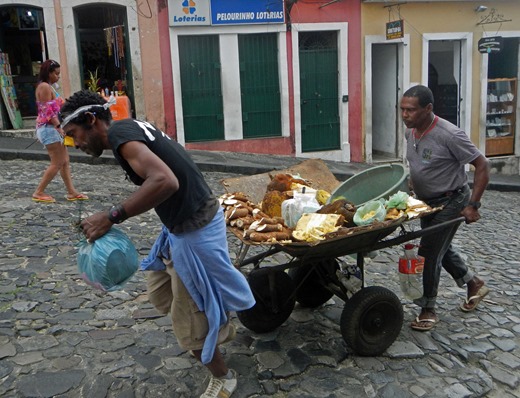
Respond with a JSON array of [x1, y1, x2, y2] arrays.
[[146, 261, 233, 351]]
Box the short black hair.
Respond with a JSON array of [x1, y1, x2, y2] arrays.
[[403, 85, 434, 108], [60, 90, 112, 127]]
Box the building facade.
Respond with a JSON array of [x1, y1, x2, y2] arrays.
[[158, 0, 363, 163], [0, 0, 165, 130], [1, 1, 518, 175], [362, 0, 520, 174]]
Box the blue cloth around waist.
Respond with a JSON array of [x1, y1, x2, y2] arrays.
[[140, 209, 255, 364]]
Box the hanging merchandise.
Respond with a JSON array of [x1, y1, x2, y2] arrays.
[[103, 25, 125, 68], [116, 25, 125, 66], [105, 27, 113, 57], [0, 52, 23, 129], [113, 27, 119, 67]]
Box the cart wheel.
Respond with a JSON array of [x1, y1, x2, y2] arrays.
[[288, 259, 338, 308], [340, 286, 403, 356], [237, 270, 296, 333]]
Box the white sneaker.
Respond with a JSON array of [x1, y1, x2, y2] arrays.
[[200, 369, 237, 398]]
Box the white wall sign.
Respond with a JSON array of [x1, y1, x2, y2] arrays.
[[169, 0, 211, 26]]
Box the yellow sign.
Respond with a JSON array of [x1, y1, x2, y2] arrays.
[[386, 20, 404, 40]]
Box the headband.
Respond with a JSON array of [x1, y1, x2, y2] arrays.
[[61, 96, 117, 128]]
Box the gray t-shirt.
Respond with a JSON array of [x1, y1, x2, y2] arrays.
[[405, 116, 481, 200]]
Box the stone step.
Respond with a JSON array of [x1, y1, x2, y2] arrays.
[[0, 129, 35, 139], [22, 117, 36, 129]]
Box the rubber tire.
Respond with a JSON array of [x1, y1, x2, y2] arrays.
[[340, 286, 403, 356], [288, 259, 338, 308], [237, 270, 296, 334]]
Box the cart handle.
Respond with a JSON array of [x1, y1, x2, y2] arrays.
[[370, 216, 466, 251]]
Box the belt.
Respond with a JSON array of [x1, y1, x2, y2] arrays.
[[425, 186, 466, 202], [442, 187, 465, 197]]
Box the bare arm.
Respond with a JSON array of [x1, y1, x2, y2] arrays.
[[81, 140, 178, 241], [461, 154, 490, 224], [35, 82, 53, 102]]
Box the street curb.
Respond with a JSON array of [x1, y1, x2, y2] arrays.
[[0, 149, 118, 165], [1, 148, 519, 192]]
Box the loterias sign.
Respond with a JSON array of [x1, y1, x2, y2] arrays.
[[478, 36, 503, 54], [211, 0, 284, 25], [169, 0, 284, 26]]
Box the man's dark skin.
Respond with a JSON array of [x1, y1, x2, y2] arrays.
[[64, 112, 230, 378], [400, 95, 490, 327]]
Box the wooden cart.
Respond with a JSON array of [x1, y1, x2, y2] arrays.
[[222, 160, 463, 356]]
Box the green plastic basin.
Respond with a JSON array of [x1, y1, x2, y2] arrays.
[[329, 164, 409, 206]]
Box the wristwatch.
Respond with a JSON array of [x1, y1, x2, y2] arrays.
[[467, 201, 481, 210], [108, 204, 127, 224]]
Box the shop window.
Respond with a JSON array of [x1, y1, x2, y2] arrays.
[[486, 38, 519, 157]]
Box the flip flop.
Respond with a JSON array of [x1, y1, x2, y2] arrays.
[[32, 194, 56, 203], [410, 316, 438, 331], [66, 193, 89, 201], [460, 285, 490, 312]]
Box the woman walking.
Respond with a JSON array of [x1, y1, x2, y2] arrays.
[[32, 59, 88, 203]]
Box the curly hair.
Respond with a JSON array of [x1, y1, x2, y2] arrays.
[[60, 89, 112, 127], [38, 59, 60, 83]]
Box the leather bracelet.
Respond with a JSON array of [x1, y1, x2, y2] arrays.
[[467, 201, 481, 210], [108, 204, 127, 224], [56, 123, 61, 129]]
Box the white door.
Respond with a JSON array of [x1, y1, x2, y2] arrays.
[[372, 43, 399, 159]]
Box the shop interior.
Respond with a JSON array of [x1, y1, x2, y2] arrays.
[[0, 4, 134, 130], [0, 6, 45, 128]]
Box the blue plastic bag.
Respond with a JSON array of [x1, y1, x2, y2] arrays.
[[77, 227, 138, 292]]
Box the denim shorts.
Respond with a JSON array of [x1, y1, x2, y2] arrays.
[[36, 125, 62, 146]]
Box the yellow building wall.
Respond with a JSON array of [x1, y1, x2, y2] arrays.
[[361, 1, 520, 150]]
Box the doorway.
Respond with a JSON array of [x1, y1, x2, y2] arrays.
[[422, 33, 472, 133], [299, 30, 340, 153], [428, 40, 462, 126], [292, 22, 349, 162], [73, 4, 134, 113], [0, 5, 46, 127], [178, 35, 224, 142], [365, 35, 409, 164], [372, 43, 399, 161]]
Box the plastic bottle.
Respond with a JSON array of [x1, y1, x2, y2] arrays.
[[398, 243, 424, 300]]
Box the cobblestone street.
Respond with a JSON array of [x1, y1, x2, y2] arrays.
[[1, 159, 519, 398]]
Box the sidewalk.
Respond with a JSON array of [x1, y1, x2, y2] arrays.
[[1, 135, 519, 192]]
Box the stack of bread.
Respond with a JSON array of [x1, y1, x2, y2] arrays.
[[220, 192, 292, 243], [221, 181, 434, 245]]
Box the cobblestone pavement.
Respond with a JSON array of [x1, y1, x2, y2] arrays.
[[1, 159, 519, 398]]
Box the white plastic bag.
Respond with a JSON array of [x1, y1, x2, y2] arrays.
[[282, 190, 321, 228], [353, 200, 387, 226]]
